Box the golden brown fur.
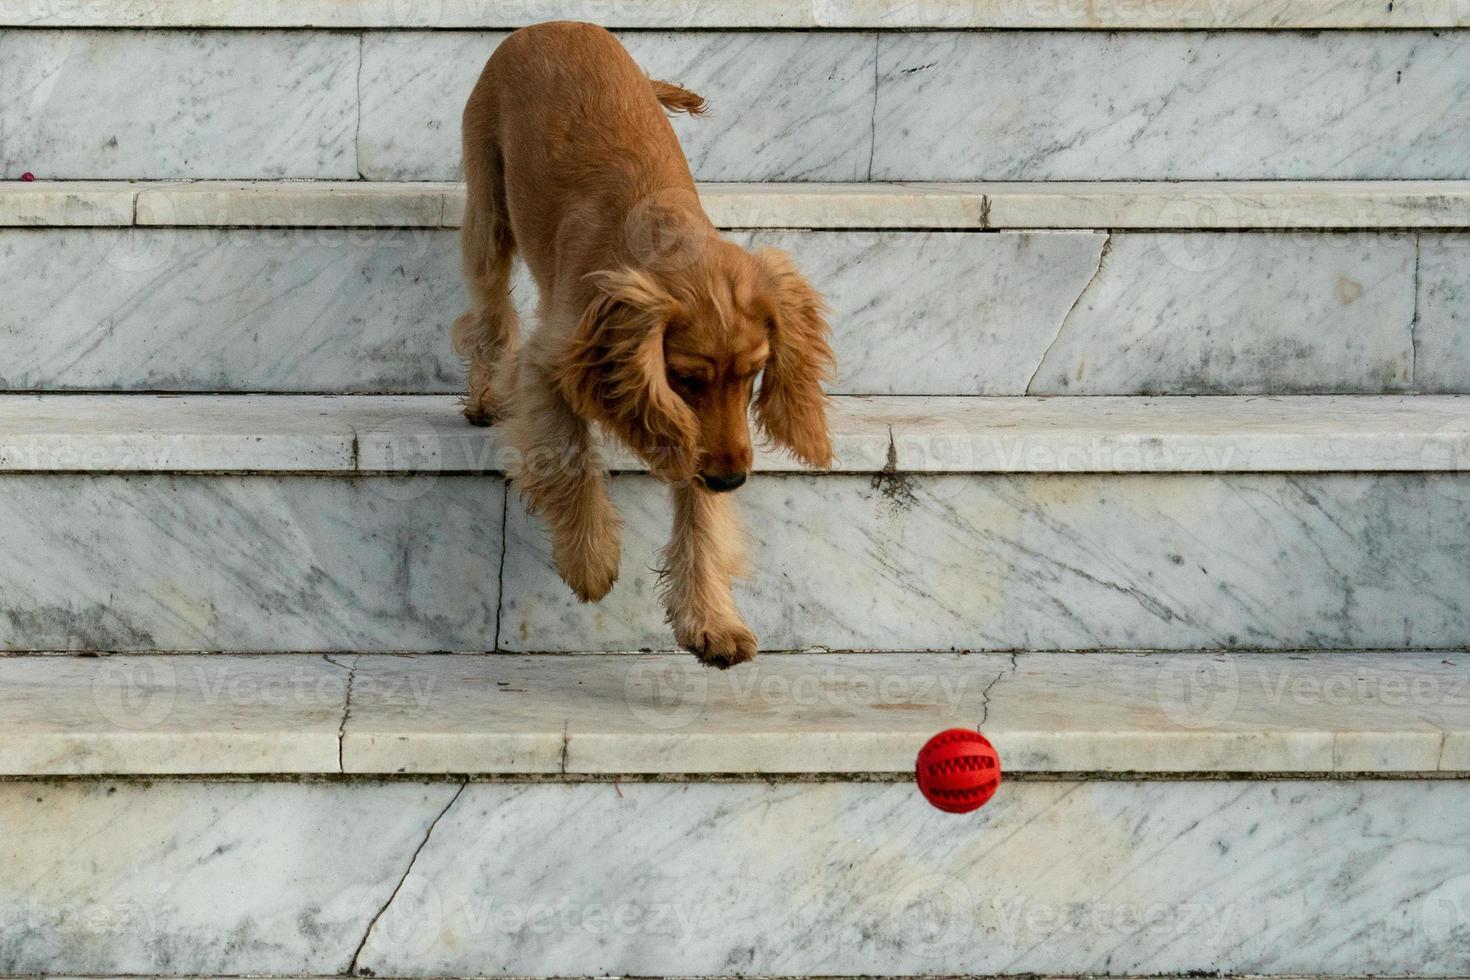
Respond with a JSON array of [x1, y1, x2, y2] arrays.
[[454, 22, 834, 667]]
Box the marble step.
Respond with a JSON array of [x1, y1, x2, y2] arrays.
[[13, 179, 1470, 228], [2, 394, 1470, 652], [5, 651, 1466, 776], [6, 0, 1469, 28], [5, 393, 1470, 474], [6, 182, 1470, 395], [2, 651, 1465, 975], [4, 30, 1470, 181], [2, 776, 1467, 976]]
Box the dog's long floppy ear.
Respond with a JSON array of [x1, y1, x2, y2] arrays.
[[752, 248, 836, 469], [557, 268, 701, 481]]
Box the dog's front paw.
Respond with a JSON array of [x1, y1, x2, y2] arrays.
[[555, 540, 620, 603], [676, 619, 757, 669]]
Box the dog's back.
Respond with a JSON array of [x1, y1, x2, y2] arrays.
[[464, 21, 701, 288]]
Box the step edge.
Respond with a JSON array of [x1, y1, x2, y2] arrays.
[[2, 0, 1468, 29], [8, 181, 1470, 230], [2, 394, 1469, 475], [3, 652, 1464, 779]]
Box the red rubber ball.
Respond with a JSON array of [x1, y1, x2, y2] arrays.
[[915, 728, 1001, 813]]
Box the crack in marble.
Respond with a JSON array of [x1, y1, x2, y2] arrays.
[[323, 654, 359, 774], [492, 485, 509, 651], [1410, 232, 1422, 389], [977, 651, 1019, 726], [354, 33, 366, 180], [866, 33, 879, 181], [1025, 232, 1112, 395], [348, 780, 467, 976]]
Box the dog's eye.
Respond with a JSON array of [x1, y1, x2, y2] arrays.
[[671, 373, 706, 394]]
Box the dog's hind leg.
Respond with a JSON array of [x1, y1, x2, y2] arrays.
[[453, 143, 519, 427], [661, 483, 756, 668]]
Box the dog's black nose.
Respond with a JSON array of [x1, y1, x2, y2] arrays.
[[701, 471, 747, 493]]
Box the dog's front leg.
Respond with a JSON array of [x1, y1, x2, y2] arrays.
[[507, 364, 622, 603], [661, 481, 756, 668]]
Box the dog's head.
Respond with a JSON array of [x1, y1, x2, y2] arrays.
[[558, 238, 834, 489]]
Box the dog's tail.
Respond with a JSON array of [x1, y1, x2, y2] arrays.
[[651, 79, 708, 116]]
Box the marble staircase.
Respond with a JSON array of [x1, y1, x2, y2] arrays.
[[2, 0, 1470, 976]]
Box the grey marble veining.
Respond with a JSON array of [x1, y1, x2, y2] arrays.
[[1415, 234, 1470, 393], [3, 779, 1464, 976], [359, 780, 1470, 976], [737, 229, 1106, 394], [0, 780, 460, 975], [0, 30, 358, 179], [1027, 231, 1417, 394], [500, 473, 1470, 652], [0, 475, 502, 651], [358, 31, 875, 181], [4, 227, 1443, 394], [8, 0, 1470, 28], [875, 32, 1470, 180], [0, 228, 464, 392]]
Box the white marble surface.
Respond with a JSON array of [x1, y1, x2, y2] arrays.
[[0, 228, 464, 392], [1, 652, 1464, 776], [2, 467, 1463, 655], [740, 229, 1420, 394], [6, 224, 1450, 394], [136, 180, 455, 227], [344, 652, 992, 774], [7, 394, 1470, 474], [500, 473, 1470, 651], [979, 180, 1470, 229], [6, 0, 1469, 27], [358, 31, 875, 181], [0, 654, 347, 774], [1026, 232, 1417, 394], [0, 476, 502, 651], [357, 780, 1470, 976], [0, 31, 358, 179], [3, 779, 1467, 975], [347, 393, 1470, 474], [0, 779, 461, 976], [1416, 235, 1470, 393], [739, 229, 1108, 394], [0, 395, 362, 470], [875, 32, 1470, 180], [0, 182, 135, 225], [353, 652, 1468, 775], [14, 180, 1470, 230], [987, 652, 1469, 773]]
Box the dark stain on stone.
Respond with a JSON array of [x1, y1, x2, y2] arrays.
[[870, 431, 918, 512]]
